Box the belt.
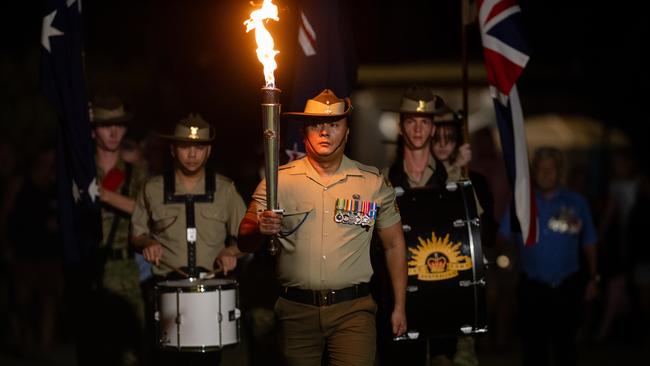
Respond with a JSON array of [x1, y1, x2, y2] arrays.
[[104, 248, 133, 261], [280, 283, 370, 306]]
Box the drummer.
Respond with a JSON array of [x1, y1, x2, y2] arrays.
[[131, 113, 247, 365]]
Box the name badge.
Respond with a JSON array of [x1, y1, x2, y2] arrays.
[[334, 198, 378, 227]]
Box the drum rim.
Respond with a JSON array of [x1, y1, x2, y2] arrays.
[[158, 340, 239, 352], [155, 279, 238, 292]]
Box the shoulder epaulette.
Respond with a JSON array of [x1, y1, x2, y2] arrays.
[[214, 173, 234, 185], [355, 162, 380, 176], [279, 161, 298, 171]]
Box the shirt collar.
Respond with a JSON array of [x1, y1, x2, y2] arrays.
[[291, 155, 362, 187]]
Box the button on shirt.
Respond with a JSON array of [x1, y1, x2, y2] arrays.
[[499, 188, 597, 286], [246, 156, 401, 290]]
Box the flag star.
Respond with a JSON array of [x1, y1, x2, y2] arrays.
[[285, 142, 306, 162], [72, 180, 81, 203], [88, 178, 99, 202], [67, 0, 82, 12], [41, 10, 64, 52]]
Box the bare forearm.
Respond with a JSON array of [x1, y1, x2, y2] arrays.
[[378, 223, 408, 310], [103, 190, 136, 214], [131, 234, 156, 251], [237, 217, 267, 253], [384, 243, 407, 310], [223, 240, 247, 258]]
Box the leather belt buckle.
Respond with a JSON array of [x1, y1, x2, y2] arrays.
[[316, 290, 333, 306]]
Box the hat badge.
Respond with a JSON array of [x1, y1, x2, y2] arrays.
[[324, 100, 333, 115], [416, 100, 427, 113], [189, 126, 200, 139]]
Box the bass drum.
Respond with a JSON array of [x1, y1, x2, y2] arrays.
[[396, 180, 487, 338]]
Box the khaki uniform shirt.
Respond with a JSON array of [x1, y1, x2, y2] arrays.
[[245, 156, 401, 290], [131, 173, 246, 276], [97, 159, 147, 250], [380, 155, 483, 213], [380, 154, 438, 189]]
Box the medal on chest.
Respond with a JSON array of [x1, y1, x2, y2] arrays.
[[334, 196, 378, 227], [548, 206, 583, 234]]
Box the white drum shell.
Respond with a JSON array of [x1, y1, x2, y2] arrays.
[[156, 279, 240, 351]]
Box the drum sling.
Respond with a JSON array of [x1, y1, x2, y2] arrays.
[[163, 169, 215, 278]]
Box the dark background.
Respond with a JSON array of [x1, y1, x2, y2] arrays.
[[1, 1, 649, 364], [2, 0, 648, 194]]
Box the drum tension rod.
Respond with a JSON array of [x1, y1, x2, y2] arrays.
[[453, 218, 480, 228], [459, 278, 486, 287]]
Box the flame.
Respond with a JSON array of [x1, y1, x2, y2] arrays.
[[244, 0, 280, 88]]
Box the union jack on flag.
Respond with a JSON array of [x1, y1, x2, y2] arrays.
[[478, 0, 538, 245]]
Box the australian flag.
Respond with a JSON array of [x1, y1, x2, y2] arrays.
[[40, 0, 102, 264], [477, 0, 538, 245], [284, 0, 357, 161]]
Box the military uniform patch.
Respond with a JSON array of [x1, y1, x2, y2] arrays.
[[408, 231, 473, 281]]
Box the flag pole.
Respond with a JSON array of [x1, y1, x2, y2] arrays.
[[460, 0, 471, 179]]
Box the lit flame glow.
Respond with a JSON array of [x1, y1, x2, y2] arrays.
[[244, 0, 280, 88]]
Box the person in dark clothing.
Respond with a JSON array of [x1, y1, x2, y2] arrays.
[[499, 147, 598, 366], [4, 146, 64, 359]]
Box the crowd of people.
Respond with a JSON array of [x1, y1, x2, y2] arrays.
[[0, 85, 648, 366]]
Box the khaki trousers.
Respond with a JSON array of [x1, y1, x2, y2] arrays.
[[274, 294, 377, 366]]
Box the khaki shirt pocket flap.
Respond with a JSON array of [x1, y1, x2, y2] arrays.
[[283, 202, 314, 217], [281, 202, 314, 237], [200, 206, 227, 223], [151, 206, 180, 233]]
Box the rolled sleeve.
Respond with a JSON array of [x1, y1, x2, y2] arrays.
[[243, 180, 267, 223], [226, 182, 247, 239]]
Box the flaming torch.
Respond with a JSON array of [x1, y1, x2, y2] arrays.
[[245, 0, 282, 254]]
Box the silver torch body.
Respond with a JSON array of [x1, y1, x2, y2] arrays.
[[261, 87, 281, 254]]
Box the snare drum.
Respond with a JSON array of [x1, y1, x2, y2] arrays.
[[155, 278, 241, 352]]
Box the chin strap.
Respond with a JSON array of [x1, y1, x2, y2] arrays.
[[305, 131, 348, 159]]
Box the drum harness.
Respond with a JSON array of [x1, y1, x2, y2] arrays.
[[163, 169, 215, 278]]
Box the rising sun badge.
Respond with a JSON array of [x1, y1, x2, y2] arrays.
[[408, 232, 473, 281]]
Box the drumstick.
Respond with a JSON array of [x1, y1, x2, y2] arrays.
[[159, 260, 189, 278], [202, 265, 224, 279], [196, 264, 225, 281]]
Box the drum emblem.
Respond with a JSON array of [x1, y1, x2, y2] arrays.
[[408, 232, 473, 281]]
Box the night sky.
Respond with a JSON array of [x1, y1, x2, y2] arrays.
[[2, 0, 649, 192]]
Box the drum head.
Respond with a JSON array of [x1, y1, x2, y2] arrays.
[[396, 182, 487, 336], [156, 278, 238, 292]]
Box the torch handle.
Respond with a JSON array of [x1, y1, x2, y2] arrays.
[[261, 87, 282, 255]]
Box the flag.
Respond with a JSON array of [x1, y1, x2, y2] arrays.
[[41, 0, 102, 264], [477, 0, 538, 245], [284, 0, 357, 161]]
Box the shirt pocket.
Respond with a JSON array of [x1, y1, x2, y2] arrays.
[[280, 202, 314, 240], [199, 206, 228, 247], [151, 206, 181, 234]]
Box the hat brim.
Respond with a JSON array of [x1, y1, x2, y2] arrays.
[[433, 117, 462, 125], [282, 100, 353, 122], [382, 105, 456, 118], [91, 112, 134, 126]]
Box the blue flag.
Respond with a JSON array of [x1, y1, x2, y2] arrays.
[[284, 0, 357, 161], [40, 0, 102, 264]]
